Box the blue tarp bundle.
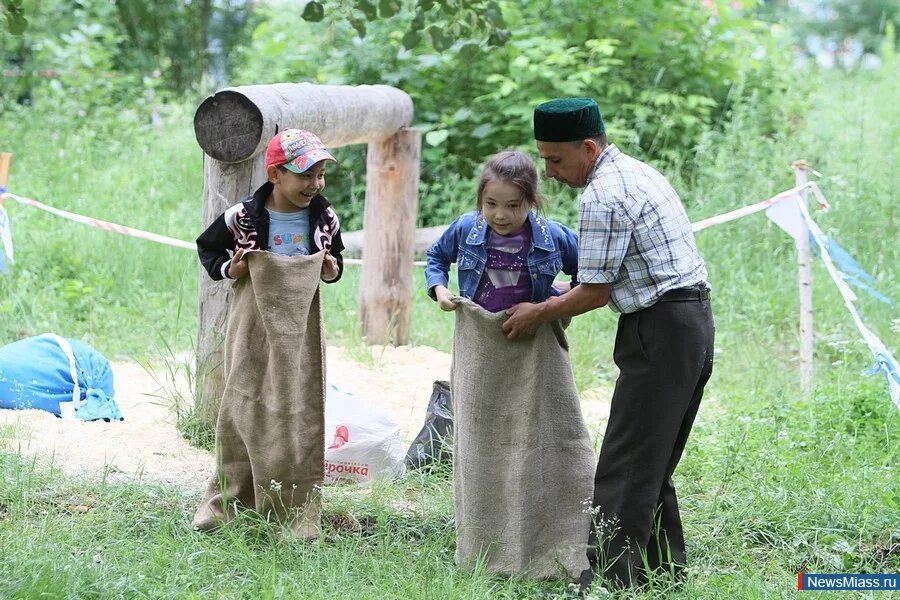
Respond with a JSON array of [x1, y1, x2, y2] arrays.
[[0, 334, 123, 421]]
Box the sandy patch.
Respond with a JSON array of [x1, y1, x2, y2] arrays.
[[0, 345, 611, 490], [0, 359, 214, 490]]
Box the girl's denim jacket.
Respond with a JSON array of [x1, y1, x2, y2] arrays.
[[425, 211, 579, 304]]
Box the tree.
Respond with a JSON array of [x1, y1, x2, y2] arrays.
[[812, 0, 897, 53], [1, 0, 26, 34], [302, 0, 509, 50], [1, 0, 256, 101], [113, 0, 255, 93], [761, 0, 899, 56]]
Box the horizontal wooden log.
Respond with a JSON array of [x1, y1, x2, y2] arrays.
[[194, 83, 414, 163], [341, 225, 447, 257]]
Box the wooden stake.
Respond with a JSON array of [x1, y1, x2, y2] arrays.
[[0, 153, 11, 207], [793, 159, 814, 394]]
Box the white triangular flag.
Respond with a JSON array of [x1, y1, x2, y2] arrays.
[[765, 192, 807, 244]]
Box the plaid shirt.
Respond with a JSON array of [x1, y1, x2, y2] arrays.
[[577, 145, 708, 313]]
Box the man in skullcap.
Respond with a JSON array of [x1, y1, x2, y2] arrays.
[[503, 98, 715, 592]]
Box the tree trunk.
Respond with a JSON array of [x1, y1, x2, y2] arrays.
[[359, 128, 422, 345]]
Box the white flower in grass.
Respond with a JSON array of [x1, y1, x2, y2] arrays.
[[580, 496, 602, 516], [269, 479, 283, 492]]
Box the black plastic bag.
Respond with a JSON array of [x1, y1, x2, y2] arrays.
[[405, 380, 453, 470]]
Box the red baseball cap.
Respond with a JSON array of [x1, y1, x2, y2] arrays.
[[265, 129, 336, 173]]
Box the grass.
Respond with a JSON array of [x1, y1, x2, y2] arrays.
[[0, 106, 201, 360], [0, 65, 898, 598]]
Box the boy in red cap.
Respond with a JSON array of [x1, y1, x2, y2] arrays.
[[192, 129, 345, 537], [197, 128, 345, 283]]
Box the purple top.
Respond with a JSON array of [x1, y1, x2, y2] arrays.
[[474, 227, 533, 312]]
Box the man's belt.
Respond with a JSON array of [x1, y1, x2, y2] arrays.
[[657, 285, 710, 303]]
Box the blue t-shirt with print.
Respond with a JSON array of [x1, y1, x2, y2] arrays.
[[268, 208, 311, 256]]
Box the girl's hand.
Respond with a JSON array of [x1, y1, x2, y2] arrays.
[[321, 252, 339, 281], [552, 280, 572, 294], [434, 286, 458, 311], [228, 248, 250, 279]]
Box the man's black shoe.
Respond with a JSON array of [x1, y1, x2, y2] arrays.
[[577, 568, 594, 597]]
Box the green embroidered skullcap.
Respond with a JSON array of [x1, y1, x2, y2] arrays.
[[533, 97, 605, 142]]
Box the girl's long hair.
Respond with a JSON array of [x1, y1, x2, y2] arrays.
[[476, 149, 544, 213]]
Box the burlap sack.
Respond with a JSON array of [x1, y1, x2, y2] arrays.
[[452, 298, 595, 580], [193, 251, 326, 538]]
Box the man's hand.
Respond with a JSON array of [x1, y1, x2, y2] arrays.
[[502, 302, 545, 339], [321, 252, 339, 281], [502, 283, 612, 339], [227, 248, 249, 279], [434, 285, 459, 311]]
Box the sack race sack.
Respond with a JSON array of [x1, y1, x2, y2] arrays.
[[405, 380, 453, 470], [193, 251, 327, 538], [0, 333, 123, 421], [324, 385, 405, 485], [451, 298, 595, 580]]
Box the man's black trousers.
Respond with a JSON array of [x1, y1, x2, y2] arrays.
[[586, 294, 714, 587]]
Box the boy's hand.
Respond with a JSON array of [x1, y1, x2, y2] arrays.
[[321, 252, 339, 281], [228, 249, 249, 279], [434, 286, 458, 311]]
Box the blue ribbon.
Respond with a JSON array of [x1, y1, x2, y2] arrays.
[[811, 233, 893, 305]]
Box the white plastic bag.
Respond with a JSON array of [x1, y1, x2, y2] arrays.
[[324, 384, 405, 485]]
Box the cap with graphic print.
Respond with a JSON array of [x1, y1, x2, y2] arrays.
[[265, 129, 336, 174]]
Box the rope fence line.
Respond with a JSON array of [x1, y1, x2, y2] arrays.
[[796, 199, 900, 408], [1, 189, 195, 251], [691, 181, 829, 231], [0, 181, 830, 265]]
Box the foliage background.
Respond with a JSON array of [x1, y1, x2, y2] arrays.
[[0, 2, 898, 597]]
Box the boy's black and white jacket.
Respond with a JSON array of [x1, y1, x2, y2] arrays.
[[196, 181, 345, 282]]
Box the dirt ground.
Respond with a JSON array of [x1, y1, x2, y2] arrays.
[[0, 345, 611, 491]]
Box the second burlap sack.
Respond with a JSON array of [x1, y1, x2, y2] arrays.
[[451, 298, 595, 580]]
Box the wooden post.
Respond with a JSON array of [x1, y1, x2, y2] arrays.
[[194, 83, 417, 425], [0, 153, 11, 205], [359, 128, 421, 345], [793, 159, 814, 394]]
